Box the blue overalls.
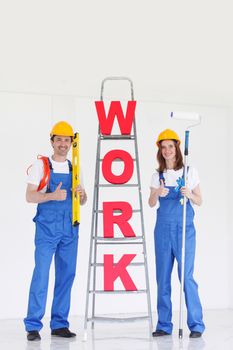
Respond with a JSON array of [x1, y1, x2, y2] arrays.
[[24, 159, 79, 331], [154, 171, 205, 334]]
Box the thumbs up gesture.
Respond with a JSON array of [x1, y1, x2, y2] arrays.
[[52, 182, 67, 201], [158, 179, 169, 197]]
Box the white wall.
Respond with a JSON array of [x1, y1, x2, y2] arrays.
[[0, 92, 231, 319]]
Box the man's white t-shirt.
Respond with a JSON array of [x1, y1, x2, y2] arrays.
[[150, 166, 200, 209], [27, 157, 84, 193]]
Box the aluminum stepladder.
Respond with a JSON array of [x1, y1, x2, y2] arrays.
[[83, 77, 152, 340]]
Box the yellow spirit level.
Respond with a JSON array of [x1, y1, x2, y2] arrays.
[[72, 132, 80, 225]]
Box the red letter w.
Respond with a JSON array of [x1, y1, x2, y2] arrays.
[[95, 101, 136, 135]]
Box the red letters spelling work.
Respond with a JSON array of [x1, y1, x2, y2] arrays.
[[96, 100, 137, 291]]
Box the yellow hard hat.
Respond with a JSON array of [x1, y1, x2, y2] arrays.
[[50, 121, 74, 138], [156, 129, 180, 147]]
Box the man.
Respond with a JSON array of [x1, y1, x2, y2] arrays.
[[24, 121, 87, 341]]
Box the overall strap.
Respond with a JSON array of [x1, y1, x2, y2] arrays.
[[67, 159, 72, 172], [47, 157, 53, 171], [159, 171, 165, 185]]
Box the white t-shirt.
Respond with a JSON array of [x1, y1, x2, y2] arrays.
[[150, 166, 200, 209], [27, 156, 84, 193]]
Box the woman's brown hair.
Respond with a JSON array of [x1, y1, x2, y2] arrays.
[[157, 140, 184, 173]]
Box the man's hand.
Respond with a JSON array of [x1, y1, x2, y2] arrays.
[[74, 185, 87, 205], [52, 182, 67, 201]]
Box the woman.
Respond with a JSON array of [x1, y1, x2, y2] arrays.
[[148, 129, 205, 338]]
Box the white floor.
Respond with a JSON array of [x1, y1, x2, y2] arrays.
[[0, 310, 232, 350]]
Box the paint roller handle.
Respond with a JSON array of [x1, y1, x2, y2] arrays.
[[184, 130, 189, 156]]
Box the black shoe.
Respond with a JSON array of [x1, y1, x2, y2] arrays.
[[152, 330, 170, 337], [51, 328, 76, 338], [27, 330, 41, 341], [189, 331, 202, 338]]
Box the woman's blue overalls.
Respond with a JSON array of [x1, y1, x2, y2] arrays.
[[24, 159, 79, 331], [154, 171, 205, 334]]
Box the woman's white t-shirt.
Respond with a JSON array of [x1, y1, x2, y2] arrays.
[[150, 167, 200, 209], [27, 157, 84, 193]]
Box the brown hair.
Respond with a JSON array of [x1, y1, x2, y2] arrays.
[[157, 140, 184, 172]]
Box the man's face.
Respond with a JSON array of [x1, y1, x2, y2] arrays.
[[51, 135, 72, 157]]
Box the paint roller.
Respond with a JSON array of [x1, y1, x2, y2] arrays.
[[171, 111, 200, 121], [170, 111, 201, 339]]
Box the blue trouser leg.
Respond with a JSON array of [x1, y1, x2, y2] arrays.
[[24, 225, 56, 331], [155, 222, 174, 334], [50, 229, 78, 330], [175, 223, 205, 333]]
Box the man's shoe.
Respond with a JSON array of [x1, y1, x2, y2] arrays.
[[152, 330, 170, 337], [27, 331, 41, 341], [189, 331, 202, 338], [51, 328, 76, 338]]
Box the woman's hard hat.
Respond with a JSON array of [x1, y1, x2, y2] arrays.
[[156, 129, 180, 147]]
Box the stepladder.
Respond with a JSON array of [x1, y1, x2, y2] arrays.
[[83, 77, 153, 340]]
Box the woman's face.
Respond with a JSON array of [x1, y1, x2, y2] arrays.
[[160, 140, 176, 162]]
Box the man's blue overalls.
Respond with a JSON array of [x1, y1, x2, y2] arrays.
[[24, 159, 79, 331], [154, 172, 205, 334]]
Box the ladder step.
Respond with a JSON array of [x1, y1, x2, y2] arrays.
[[98, 184, 139, 187], [96, 241, 143, 245], [94, 236, 143, 242], [89, 289, 147, 294], [91, 262, 144, 267], [87, 316, 150, 323], [99, 158, 136, 161], [100, 135, 135, 140], [95, 209, 141, 213]]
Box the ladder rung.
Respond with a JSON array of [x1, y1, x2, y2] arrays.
[[100, 135, 135, 140], [98, 184, 139, 187], [91, 262, 144, 267], [87, 316, 149, 323], [89, 289, 147, 294], [99, 158, 136, 161], [94, 209, 141, 214], [96, 241, 143, 245], [94, 236, 143, 242]]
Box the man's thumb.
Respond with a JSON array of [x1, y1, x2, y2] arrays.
[[160, 179, 164, 187], [56, 182, 62, 190]]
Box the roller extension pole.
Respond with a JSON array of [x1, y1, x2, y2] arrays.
[[72, 132, 80, 225], [170, 112, 201, 339], [178, 130, 189, 339]]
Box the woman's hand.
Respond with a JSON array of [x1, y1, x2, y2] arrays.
[[148, 180, 169, 207], [180, 185, 202, 206], [158, 180, 169, 197], [180, 186, 192, 199]]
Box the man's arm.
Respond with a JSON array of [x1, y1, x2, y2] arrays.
[[26, 182, 67, 203]]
